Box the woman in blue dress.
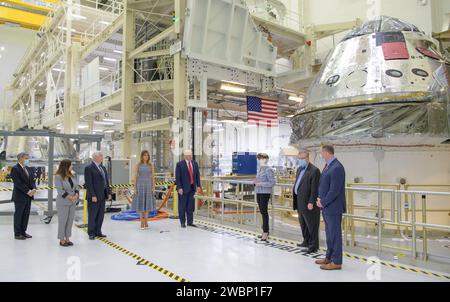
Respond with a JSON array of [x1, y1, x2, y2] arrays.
[[132, 150, 156, 230]]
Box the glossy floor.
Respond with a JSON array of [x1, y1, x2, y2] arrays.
[[0, 211, 448, 282]]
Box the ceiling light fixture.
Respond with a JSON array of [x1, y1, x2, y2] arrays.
[[99, 67, 109, 71], [220, 83, 246, 94], [72, 14, 87, 20], [113, 50, 123, 54], [289, 95, 304, 103], [99, 20, 111, 25], [103, 57, 117, 62], [103, 118, 122, 123]]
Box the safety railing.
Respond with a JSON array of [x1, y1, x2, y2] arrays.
[[193, 178, 450, 262]]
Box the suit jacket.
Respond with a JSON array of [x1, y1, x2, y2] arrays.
[[175, 160, 201, 193], [292, 163, 321, 212], [55, 175, 79, 206], [84, 162, 111, 202], [10, 163, 36, 203], [318, 159, 346, 215]]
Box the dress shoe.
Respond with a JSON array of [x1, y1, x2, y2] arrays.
[[315, 258, 332, 265], [320, 262, 342, 270], [15, 235, 26, 240], [97, 234, 107, 238], [297, 242, 308, 248], [181, 224, 186, 228], [23, 233, 32, 239], [60, 241, 69, 247], [66, 241, 74, 246], [89, 235, 96, 240], [301, 248, 318, 254], [187, 224, 197, 228]]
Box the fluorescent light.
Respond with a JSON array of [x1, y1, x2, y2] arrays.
[[0, 54, 2, 59], [103, 57, 117, 62], [52, 68, 65, 72], [58, 26, 76, 32], [103, 118, 122, 123], [78, 125, 88, 129], [92, 130, 104, 133], [289, 95, 304, 103], [113, 50, 123, 54], [38, 82, 44, 87], [99, 20, 111, 25], [71, 14, 87, 20], [104, 130, 115, 133], [213, 128, 224, 132], [286, 114, 295, 118], [0, 46, 5, 51], [94, 121, 114, 126], [220, 83, 246, 94], [99, 67, 109, 71]]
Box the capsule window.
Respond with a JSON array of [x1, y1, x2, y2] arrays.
[[326, 75, 340, 86], [386, 69, 403, 78], [412, 68, 429, 77]]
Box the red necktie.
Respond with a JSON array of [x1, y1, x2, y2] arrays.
[[188, 161, 194, 185]]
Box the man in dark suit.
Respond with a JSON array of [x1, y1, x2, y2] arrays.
[[292, 150, 321, 253], [11, 152, 36, 240], [316, 145, 346, 270], [175, 150, 201, 228], [84, 151, 111, 240]]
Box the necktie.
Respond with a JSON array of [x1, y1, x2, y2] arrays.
[[23, 166, 29, 178], [188, 161, 194, 185], [97, 165, 107, 187], [323, 164, 328, 172]]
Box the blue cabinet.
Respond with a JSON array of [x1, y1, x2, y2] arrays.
[[232, 152, 257, 175]]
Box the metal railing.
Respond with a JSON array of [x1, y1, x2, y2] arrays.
[[193, 177, 450, 262]]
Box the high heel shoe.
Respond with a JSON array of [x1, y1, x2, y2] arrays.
[[260, 233, 270, 241], [59, 241, 69, 247]]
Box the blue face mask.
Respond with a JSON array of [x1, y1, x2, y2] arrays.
[[298, 159, 307, 168], [24, 159, 30, 166]]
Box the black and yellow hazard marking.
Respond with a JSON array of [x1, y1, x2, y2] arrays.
[[109, 182, 174, 189], [1, 178, 48, 183], [0, 186, 56, 192], [0, 182, 175, 192], [75, 226, 188, 282], [194, 220, 450, 281]]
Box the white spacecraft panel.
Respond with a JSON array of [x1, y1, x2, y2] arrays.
[[183, 0, 277, 76]]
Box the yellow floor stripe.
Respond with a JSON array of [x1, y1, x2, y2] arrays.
[[194, 219, 450, 281], [75, 226, 188, 282]]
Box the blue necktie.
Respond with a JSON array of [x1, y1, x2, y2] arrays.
[[97, 165, 107, 188]]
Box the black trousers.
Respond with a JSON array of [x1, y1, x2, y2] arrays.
[[298, 209, 320, 250], [14, 200, 31, 236], [257, 194, 271, 233], [88, 199, 106, 236]]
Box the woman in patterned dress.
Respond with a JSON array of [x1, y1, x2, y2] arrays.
[[132, 150, 156, 230]]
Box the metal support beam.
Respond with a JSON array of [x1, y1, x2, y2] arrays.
[[80, 13, 124, 61], [132, 48, 170, 59], [121, 2, 135, 158], [128, 117, 173, 132], [128, 25, 175, 60], [64, 40, 81, 133]]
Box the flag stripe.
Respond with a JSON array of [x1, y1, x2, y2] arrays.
[[246, 96, 278, 128]]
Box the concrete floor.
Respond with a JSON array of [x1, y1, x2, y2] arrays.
[[0, 210, 448, 282]]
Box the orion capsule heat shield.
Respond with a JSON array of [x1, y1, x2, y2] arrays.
[[290, 16, 450, 147]]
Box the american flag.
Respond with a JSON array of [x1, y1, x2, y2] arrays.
[[246, 96, 279, 127]]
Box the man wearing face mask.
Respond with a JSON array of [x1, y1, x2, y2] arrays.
[[11, 153, 37, 240], [316, 145, 346, 270], [254, 153, 276, 241], [292, 150, 321, 253]]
